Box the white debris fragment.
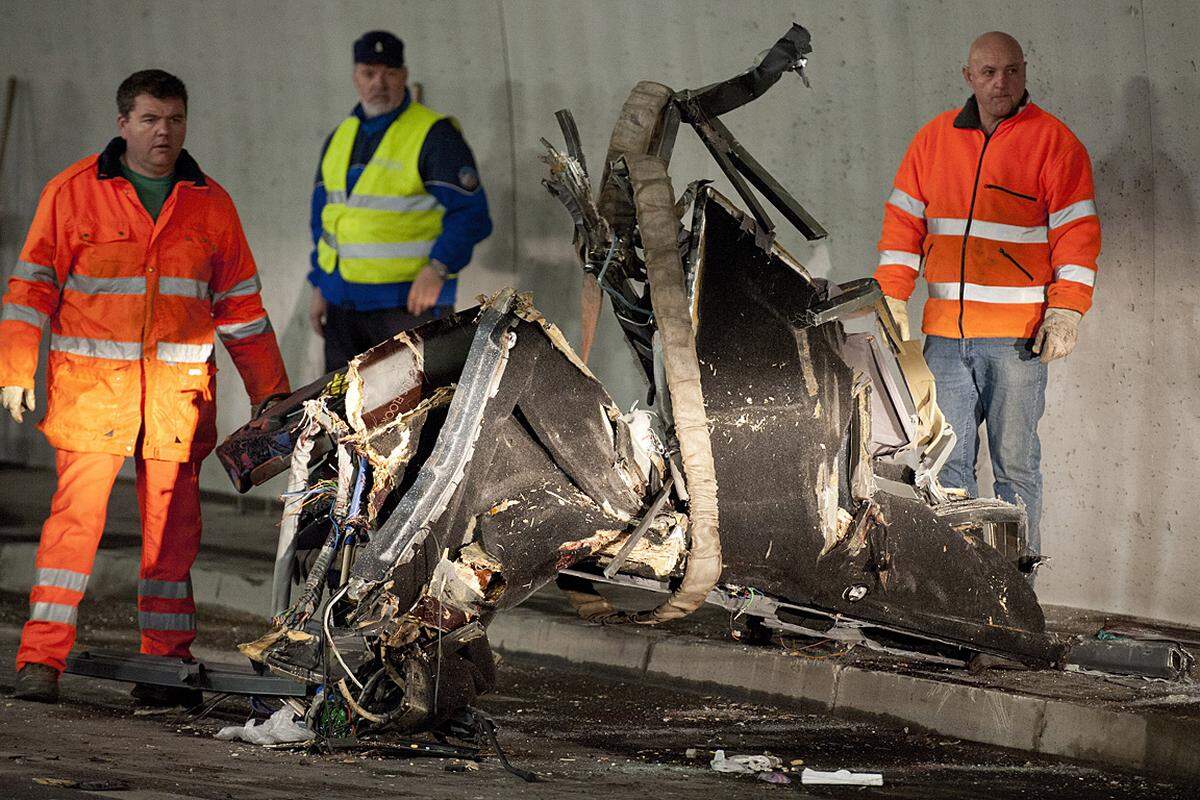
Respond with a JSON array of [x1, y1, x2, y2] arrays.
[[429, 554, 485, 611], [215, 706, 315, 746], [800, 768, 883, 786], [709, 750, 783, 774]]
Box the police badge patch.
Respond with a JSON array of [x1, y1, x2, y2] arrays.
[[457, 166, 480, 191]]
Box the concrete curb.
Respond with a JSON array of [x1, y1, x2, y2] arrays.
[[487, 608, 1200, 781], [0, 541, 273, 618], [3, 541, 1197, 780]]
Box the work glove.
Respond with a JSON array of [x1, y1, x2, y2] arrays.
[[1032, 307, 1082, 364], [884, 295, 910, 341], [1, 386, 36, 424]]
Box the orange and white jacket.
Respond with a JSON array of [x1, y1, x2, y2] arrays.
[[875, 95, 1100, 339], [0, 138, 290, 462]]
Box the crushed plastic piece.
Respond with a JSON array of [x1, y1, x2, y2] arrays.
[[710, 749, 783, 774], [215, 706, 315, 746]]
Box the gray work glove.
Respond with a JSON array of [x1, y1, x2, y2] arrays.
[[1, 386, 36, 424], [1032, 308, 1082, 363], [885, 295, 910, 341]]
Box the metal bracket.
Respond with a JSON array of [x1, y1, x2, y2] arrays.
[[65, 650, 308, 697], [801, 278, 882, 327], [603, 476, 674, 578]]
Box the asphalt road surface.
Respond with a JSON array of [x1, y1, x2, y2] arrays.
[[0, 592, 1194, 799]]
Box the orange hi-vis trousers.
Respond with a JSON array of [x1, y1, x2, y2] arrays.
[[16, 450, 202, 672]]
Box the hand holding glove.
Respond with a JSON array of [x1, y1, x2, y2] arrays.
[[1032, 308, 1082, 364], [1, 386, 35, 424]]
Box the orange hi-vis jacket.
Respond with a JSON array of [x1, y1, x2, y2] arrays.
[[875, 95, 1100, 339], [0, 138, 291, 462]]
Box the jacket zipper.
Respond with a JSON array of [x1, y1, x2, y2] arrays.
[[959, 133, 994, 337], [998, 247, 1034, 280], [984, 183, 1037, 202]]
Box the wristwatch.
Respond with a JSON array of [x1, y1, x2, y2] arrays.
[[429, 259, 450, 279]]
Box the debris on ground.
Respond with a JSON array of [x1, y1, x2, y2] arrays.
[[215, 706, 315, 746], [709, 749, 783, 774], [756, 771, 792, 784], [801, 767, 884, 786]]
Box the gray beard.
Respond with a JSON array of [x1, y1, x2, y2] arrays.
[[361, 100, 402, 118]]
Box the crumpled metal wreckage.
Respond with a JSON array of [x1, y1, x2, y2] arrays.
[[214, 24, 1187, 740]]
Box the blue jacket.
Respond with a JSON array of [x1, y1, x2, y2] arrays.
[[309, 91, 492, 310]]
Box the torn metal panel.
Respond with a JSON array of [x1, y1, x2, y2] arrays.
[[346, 290, 521, 595], [674, 23, 813, 119], [208, 22, 1169, 742], [684, 187, 1055, 663]]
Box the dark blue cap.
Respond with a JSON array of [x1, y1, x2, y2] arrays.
[[353, 31, 404, 68]]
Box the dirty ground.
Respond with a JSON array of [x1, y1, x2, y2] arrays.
[[0, 593, 1194, 799]]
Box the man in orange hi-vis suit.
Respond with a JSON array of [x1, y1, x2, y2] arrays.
[[0, 70, 290, 705], [875, 32, 1100, 574]]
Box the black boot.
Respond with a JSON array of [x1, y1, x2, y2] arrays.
[[14, 663, 60, 703]]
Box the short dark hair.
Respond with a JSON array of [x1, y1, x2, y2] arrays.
[[117, 70, 188, 117]]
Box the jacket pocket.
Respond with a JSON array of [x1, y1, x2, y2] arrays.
[[73, 221, 140, 275], [998, 248, 1035, 281], [984, 183, 1037, 202], [43, 356, 139, 442], [150, 361, 217, 453]]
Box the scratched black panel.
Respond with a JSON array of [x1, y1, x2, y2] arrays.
[[694, 194, 851, 602], [692, 195, 1055, 663]]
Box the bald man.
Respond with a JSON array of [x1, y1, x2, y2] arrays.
[[874, 32, 1101, 572]]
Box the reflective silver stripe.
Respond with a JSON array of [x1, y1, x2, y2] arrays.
[[157, 342, 214, 363], [320, 231, 338, 249], [30, 601, 77, 625], [217, 315, 271, 341], [338, 240, 436, 260], [138, 611, 195, 631], [927, 217, 1048, 244], [13, 260, 58, 285], [139, 578, 192, 599], [1049, 199, 1097, 230], [877, 250, 921, 272], [1054, 264, 1096, 287], [928, 281, 1047, 304], [346, 194, 441, 213], [212, 276, 261, 303], [159, 277, 210, 299], [65, 274, 146, 295], [1, 302, 49, 328], [326, 190, 347, 205], [887, 188, 926, 219], [35, 567, 89, 593], [50, 334, 142, 360]]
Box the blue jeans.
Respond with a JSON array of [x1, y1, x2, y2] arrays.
[[923, 336, 1047, 554]]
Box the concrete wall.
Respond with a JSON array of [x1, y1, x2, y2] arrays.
[[1, 1, 1195, 624]]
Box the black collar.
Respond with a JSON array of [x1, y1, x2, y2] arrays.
[[96, 137, 206, 186], [953, 91, 1030, 130]]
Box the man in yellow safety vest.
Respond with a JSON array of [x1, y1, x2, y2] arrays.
[[308, 30, 492, 371]]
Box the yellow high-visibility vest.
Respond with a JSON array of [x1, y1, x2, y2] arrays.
[[317, 102, 445, 284]]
